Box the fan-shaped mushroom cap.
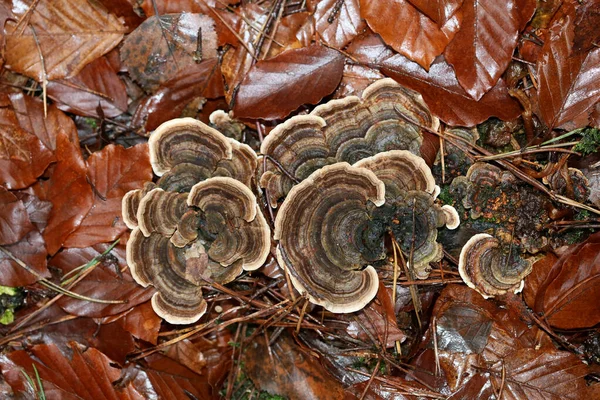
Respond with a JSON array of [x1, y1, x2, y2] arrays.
[[260, 79, 437, 207], [149, 118, 258, 192], [121, 181, 157, 229], [353, 150, 436, 199], [274, 163, 385, 313], [458, 233, 532, 298], [126, 177, 271, 323]]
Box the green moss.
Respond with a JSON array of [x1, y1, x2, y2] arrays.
[[574, 128, 600, 155], [0, 309, 14, 325], [437, 185, 454, 205]]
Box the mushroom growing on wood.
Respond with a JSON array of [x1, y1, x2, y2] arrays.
[[274, 163, 385, 313], [126, 176, 270, 324], [149, 117, 258, 192], [260, 78, 438, 207], [458, 233, 533, 298]]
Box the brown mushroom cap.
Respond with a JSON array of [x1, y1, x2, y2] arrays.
[[149, 118, 258, 192], [274, 163, 385, 313], [260, 79, 437, 207], [353, 150, 436, 199], [121, 181, 157, 229], [137, 188, 188, 237], [458, 233, 532, 298]]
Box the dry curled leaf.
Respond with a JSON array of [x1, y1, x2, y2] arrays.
[[233, 44, 344, 119], [63, 144, 152, 248], [360, 0, 460, 70], [4, 0, 126, 81], [537, 6, 600, 130], [47, 56, 128, 118]]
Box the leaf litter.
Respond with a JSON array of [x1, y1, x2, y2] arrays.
[[0, 1, 600, 399]]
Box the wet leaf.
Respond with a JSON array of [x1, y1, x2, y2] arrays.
[[0, 101, 55, 190], [360, 0, 460, 69], [9, 92, 79, 151], [523, 252, 558, 310], [4, 0, 126, 81], [0, 187, 34, 245], [243, 333, 346, 400], [573, 0, 600, 54], [133, 59, 224, 132], [96, 0, 144, 32], [406, 0, 464, 25], [537, 7, 600, 130], [51, 244, 154, 317], [63, 144, 152, 248], [14, 192, 53, 233], [0, 343, 123, 399], [0, 230, 49, 286], [311, 0, 365, 49], [164, 339, 207, 374], [233, 44, 344, 120], [380, 54, 522, 126], [531, 232, 600, 329], [115, 301, 161, 345], [35, 133, 93, 255], [47, 56, 128, 118], [120, 13, 217, 91], [444, 0, 530, 100]]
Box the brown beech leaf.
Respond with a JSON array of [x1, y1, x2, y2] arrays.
[[523, 252, 558, 310], [52, 244, 154, 317], [132, 59, 224, 132], [115, 301, 161, 345], [120, 13, 217, 92], [47, 56, 128, 118], [360, 0, 460, 70], [444, 0, 527, 100], [4, 0, 126, 81], [537, 9, 600, 130], [0, 187, 34, 245], [233, 44, 344, 120], [96, 0, 144, 32], [0, 230, 49, 286], [407, 0, 464, 25], [0, 343, 125, 399], [573, 0, 600, 54], [243, 333, 346, 400], [36, 133, 93, 255], [9, 92, 79, 151], [14, 192, 53, 233], [380, 54, 522, 126], [0, 102, 55, 190], [311, 0, 365, 49], [63, 144, 152, 248], [531, 232, 600, 329], [139, 0, 240, 46]]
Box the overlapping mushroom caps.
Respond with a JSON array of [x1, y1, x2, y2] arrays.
[[260, 78, 438, 207], [458, 233, 532, 298], [123, 118, 269, 324], [275, 152, 459, 312]]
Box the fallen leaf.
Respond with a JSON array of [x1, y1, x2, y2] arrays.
[[380, 54, 522, 126], [51, 244, 154, 317], [0, 101, 54, 190], [96, 0, 144, 32], [573, 0, 600, 54], [233, 44, 344, 119], [0, 343, 123, 399], [47, 56, 128, 118], [531, 232, 600, 329], [0, 187, 34, 245], [0, 230, 49, 286], [132, 59, 224, 132], [115, 301, 161, 345], [14, 192, 53, 233], [243, 333, 346, 400], [120, 13, 217, 91], [311, 0, 365, 49], [4, 0, 126, 81], [89, 322, 135, 366], [406, 0, 464, 25], [523, 252, 559, 310], [9, 92, 79, 151], [63, 144, 152, 248], [537, 7, 600, 130], [35, 133, 93, 255], [360, 0, 460, 69], [444, 0, 526, 100], [164, 339, 207, 374]]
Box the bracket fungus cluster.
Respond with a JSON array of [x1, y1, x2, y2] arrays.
[[259, 78, 439, 207], [274, 151, 459, 313], [123, 118, 269, 324]]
